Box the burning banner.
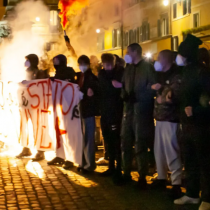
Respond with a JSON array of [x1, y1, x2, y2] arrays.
[[58, 0, 89, 30], [0, 79, 83, 164]]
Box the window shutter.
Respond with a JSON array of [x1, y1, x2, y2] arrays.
[[136, 27, 140, 43], [146, 23, 150, 40], [166, 18, 169, 35], [139, 26, 142, 42], [157, 19, 161, 37]]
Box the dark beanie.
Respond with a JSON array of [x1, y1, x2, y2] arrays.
[[178, 34, 202, 62]]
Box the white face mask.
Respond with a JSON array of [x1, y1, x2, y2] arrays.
[[124, 55, 132, 64], [176, 54, 187, 66], [79, 65, 88, 73], [154, 61, 163, 72], [25, 60, 30, 68]]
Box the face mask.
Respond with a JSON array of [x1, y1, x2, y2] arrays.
[[124, 55, 132, 64], [25, 60, 30, 68], [154, 61, 163, 72], [176, 54, 187, 66], [79, 65, 88, 73]]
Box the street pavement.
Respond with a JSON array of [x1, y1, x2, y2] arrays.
[[0, 150, 199, 210]]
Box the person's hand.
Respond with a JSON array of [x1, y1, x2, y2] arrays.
[[156, 95, 162, 104], [64, 35, 70, 43], [185, 106, 193, 117], [151, 83, 162, 90], [112, 80, 122, 88], [87, 88, 94, 97], [166, 91, 172, 103]]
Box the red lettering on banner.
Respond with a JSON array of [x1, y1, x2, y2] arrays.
[[53, 80, 62, 112], [60, 83, 74, 115], [37, 80, 48, 109], [40, 109, 52, 149], [46, 79, 52, 109], [55, 116, 67, 149], [0, 81, 5, 107], [27, 83, 40, 109]]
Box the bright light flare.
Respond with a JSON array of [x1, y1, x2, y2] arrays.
[[96, 29, 100, 33], [146, 52, 152, 58], [35, 17, 40, 22], [163, 0, 169, 6]]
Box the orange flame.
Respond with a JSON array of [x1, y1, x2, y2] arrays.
[[58, 0, 89, 30]]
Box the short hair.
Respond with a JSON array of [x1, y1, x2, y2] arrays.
[[101, 53, 115, 64], [78, 55, 90, 65], [128, 43, 142, 55], [159, 50, 173, 63]]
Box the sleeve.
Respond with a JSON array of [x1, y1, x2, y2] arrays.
[[121, 68, 129, 101], [146, 64, 156, 97]]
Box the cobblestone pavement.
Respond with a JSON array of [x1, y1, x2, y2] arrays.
[[0, 152, 199, 210]]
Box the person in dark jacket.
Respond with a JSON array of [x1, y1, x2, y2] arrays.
[[121, 43, 155, 189], [174, 35, 210, 210], [47, 54, 76, 169], [151, 50, 182, 199], [98, 53, 124, 185], [17, 54, 48, 161], [77, 55, 100, 173]]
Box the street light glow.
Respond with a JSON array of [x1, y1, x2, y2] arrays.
[[96, 29, 100, 33], [146, 52, 152, 58], [163, 0, 169, 6], [35, 17, 40, 22]]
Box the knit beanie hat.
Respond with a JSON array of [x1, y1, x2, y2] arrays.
[[178, 34, 203, 63]]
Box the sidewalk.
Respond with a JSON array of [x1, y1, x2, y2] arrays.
[[0, 152, 199, 210]]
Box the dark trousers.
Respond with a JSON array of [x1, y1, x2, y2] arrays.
[[182, 124, 210, 202], [101, 120, 121, 172]]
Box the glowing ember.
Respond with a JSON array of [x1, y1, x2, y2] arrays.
[[58, 0, 89, 30]]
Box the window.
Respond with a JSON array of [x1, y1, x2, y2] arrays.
[[183, 0, 191, 15], [112, 29, 121, 48], [142, 22, 150, 42], [97, 32, 104, 51], [193, 13, 200, 28], [172, 36, 179, 51], [50, 10, 58, 26], [136, 27, 140, 43], [129, 30, 134, 44], [162, 17, 169, 36], [124, 32, 129, 47], [173, 3, 177, 19]]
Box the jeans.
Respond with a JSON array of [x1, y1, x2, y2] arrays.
[[81, 117, 96, 171]]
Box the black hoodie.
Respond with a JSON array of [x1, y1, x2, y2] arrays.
[[53, 54, 76, 83], [25, 54, 39, 80]]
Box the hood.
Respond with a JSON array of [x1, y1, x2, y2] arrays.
[[25, 54, 39, 69], [53, 54, 67, 70]]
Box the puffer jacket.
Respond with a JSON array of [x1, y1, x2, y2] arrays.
[[154, 64, 182, 122]]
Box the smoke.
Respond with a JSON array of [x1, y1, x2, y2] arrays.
[[0, 0, 49, 82]]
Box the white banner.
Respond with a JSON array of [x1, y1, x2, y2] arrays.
[[0, 79, 83, 165]]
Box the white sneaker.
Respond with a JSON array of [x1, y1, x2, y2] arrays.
[[174, 195, 200, 205], [199, 202, 210, 210], [96, 157, 109, 165]]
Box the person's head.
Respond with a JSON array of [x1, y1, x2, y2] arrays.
[[177, 34, 202, 66], [101, 53, 115, 71], [78, 55, 90, 73], [53, 54, 67, 70], [155, 50, 173, 72], [127, 43, 142, 64], [25, 54, 39, 69], [114, 54, 121, 66], [119, 58, 126, 68], [198, 48, 210, 68]]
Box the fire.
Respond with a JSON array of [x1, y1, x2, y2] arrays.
[[58, 0, 89, 30]]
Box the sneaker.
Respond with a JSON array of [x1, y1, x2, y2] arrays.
[[150, 179, 166, 190], [174, 195, 200, 205], [96, 157, 109, 165], [199, 202, 210, 210], [62, 161, 74, 170], [137, 178, 147, 190], [169, 185, 182, 200], [16, 147, 32, 158], [47, 157, 65, 165], [32, 151, 45, 162], [99, 169, 115, 177]]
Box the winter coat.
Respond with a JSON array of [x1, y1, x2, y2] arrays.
[[80, 69, 100, 119], [180, 63, 210, 126], [98, 67, 124, 125], [154, 64, 182, 122]]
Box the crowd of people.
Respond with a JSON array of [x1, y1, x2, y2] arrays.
[[17, 34, 210, 210]]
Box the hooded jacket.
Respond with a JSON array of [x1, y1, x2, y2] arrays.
[[25, 54, 39, 80], [53, 54, 76, 83]]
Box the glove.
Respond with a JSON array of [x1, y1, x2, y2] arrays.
[[64, 35, 70, 43]]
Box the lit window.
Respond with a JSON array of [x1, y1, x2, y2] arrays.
[[193, 13, 200, 28], [50, 10, 58, 26]]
